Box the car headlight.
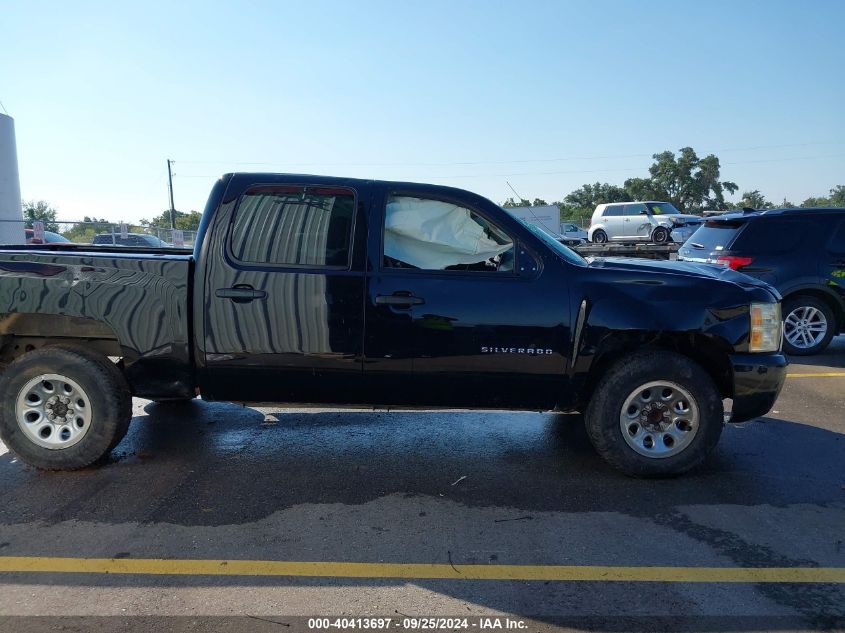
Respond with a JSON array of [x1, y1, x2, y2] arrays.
[[749, 302, 782, 352]]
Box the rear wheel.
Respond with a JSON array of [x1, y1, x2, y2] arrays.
[[0, 346, 132, 470], [592, 229, 608, 244], [782, 295, 835, 356], [585, 351, 723, 477]]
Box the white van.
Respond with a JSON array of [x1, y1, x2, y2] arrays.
[[588, 201, 702, 244]]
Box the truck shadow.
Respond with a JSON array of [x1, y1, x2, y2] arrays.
[[0, 401, 841, 523], [0, 404, 842, 629]]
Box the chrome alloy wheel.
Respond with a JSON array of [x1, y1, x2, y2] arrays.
[[16, 374, 92, 449], [784, 306, 827, 350], [619, 381, 699, 458]]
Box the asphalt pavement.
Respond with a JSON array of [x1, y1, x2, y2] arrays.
[[0, 339, 843, 632]]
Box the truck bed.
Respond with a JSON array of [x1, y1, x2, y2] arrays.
[[0, 246, 194, 398]]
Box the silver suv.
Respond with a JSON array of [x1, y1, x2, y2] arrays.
[[588, 201, 702, 244]]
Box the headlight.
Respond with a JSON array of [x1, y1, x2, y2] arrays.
[[749, 302, 782, 352]]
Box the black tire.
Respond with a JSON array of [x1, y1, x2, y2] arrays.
[[592, 229, 608, 244], [0, 345, 132, 470], [651, 226, 670, 244], [584, 350, 723, 477], [781, 295, 836, 356]]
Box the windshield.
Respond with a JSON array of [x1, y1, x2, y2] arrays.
[[647, 202, 681, 215], [521, 220, 586, 265]]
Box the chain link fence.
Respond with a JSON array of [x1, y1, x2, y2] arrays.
[[1, 219, 196, 248], [6, 216, 585, 247]]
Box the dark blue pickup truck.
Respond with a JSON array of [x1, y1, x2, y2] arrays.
[[0, 174, 786, 476]]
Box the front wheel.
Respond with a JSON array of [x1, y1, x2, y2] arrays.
[[585, 351, 723, 477], [0, 346, 132, 470], [651, 226, 670, 244]]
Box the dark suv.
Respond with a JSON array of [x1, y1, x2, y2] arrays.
[[678, 208, 845, 355]]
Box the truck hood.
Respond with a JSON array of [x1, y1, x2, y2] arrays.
[[588, 257, 778, 296]]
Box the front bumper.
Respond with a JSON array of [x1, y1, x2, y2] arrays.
[[728, 353, 788, 423]]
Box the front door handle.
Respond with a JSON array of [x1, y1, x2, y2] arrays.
[[215, 285, 267, 303], [375, 292, 425, 307]]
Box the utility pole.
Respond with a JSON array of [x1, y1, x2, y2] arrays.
[[167, 159, 176, 229]]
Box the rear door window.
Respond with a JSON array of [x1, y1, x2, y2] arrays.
[[623, 203, 647, 216], [731, 219, 806, 253], [602, 205, 623, 217], [827, 219, 845, 255], [230, 186, 355, 267]]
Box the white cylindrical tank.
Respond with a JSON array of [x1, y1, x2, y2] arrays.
[[0, 114, 24, 245]]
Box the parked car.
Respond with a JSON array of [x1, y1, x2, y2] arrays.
[[24, 228, 70, 245], [678, 207, 845, 355], [589, 201, 702, 244], [0, 173, 786, 476], [560, 222, 588, 245], [92, 232, 170, 247]]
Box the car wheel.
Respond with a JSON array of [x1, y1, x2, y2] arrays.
[[584, 351, 723, 477], [782, 295, 836, 356], [0, 345, 132, 470], [651, 226, 670, 244], [592, 229, 608, 244]]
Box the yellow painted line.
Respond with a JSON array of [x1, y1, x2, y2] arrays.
[[786, 372, 845, 378], [0, 557, 842, 583]]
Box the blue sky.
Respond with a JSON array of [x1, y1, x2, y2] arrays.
[[1, 0, 844, 222]]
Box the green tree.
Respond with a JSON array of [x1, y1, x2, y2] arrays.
[[735, 190, 774, 209], [623, 177, 662, 203], [22, 200, 59, 232], [828, 185, 845, 207], [624, 147, 738, 212], [800, 196, 829, 208], [558, 182, 629, 220], [62, 216, 112, 243], [502, 197, 531, 208], [140, 210, 202, 230]]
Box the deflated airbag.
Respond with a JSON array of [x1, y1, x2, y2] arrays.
[[384, 196, 512, 269]]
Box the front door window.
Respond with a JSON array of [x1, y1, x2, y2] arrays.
[[383, 195, 514, 273]]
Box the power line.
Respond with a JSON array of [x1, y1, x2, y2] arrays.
[[170, 141, 845, 170], [168, 153, 845, 181], [505, 181, 524, 200]]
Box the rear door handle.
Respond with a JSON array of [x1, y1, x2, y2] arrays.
[[375, 292, 424, 307], [215, 285, 267, 303]]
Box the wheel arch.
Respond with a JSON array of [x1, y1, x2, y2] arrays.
[[0, 313, 122, 366], [577, 331, 734, 410], [780, 287, 843, 331], [589, 226, 608, 242]]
